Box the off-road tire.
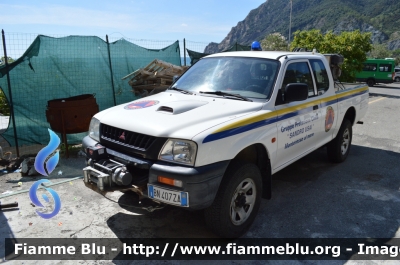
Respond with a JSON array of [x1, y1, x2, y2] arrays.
[[327, 119, 352, 163], [204, 161, 262, 238]]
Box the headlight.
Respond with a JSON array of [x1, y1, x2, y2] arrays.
[[88, 117, 100, 142], [159, 139, 197, 166]]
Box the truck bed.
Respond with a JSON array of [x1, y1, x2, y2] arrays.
[[334, 82, 368, 93]]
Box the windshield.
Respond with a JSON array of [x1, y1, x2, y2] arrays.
[[171, 57, 279, 100]]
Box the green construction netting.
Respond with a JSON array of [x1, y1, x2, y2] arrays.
[[222, 43, 251, 52], [186, 49, 210, 65], [0, 35, 181, 147], [187, 43, 251, 65]]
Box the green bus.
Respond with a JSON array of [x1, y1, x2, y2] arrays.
[[355, 58, 395, 87]]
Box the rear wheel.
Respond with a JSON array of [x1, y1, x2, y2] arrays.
[[204, 162, 262, 238], [367, 79, 375, 87], [395, 77, 400, 82], [327, 119, 352, 163]]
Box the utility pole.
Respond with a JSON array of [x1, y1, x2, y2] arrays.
[[289, 0, 292, 45]]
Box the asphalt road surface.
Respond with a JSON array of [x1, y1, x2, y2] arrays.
[[1, 83, 399, 265]]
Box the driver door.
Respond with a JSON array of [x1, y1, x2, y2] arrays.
[[274, 60, 322, 171]]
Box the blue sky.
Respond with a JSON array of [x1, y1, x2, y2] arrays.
[[0, 0, 266, 43]]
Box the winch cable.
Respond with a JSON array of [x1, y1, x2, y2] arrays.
[[100, 193, 165, 213]]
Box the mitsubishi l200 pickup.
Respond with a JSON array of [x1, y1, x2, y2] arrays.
[[82, 51, 368, 238]]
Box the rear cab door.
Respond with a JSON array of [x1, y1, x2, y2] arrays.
[[310, 58, 338, 144]]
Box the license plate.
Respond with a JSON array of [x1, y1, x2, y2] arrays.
[[147, 185, 189, 207]]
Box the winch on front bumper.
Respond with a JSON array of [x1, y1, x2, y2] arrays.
[[83, 159, 132, 191], [82, 136, 230, 210], [83, 144, 151, 194]]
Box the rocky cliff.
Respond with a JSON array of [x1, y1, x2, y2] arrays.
[[205, 0, 400, 53]]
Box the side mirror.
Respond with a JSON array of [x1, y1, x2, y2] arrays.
[[284, 83, 308, 103]]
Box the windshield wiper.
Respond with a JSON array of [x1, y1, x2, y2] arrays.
[[168, 87, 193, 95], [199, 91, 252, 102]]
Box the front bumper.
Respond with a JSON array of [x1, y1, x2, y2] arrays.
[[147, 161, 229, 209], [82, 136, 229, 210]]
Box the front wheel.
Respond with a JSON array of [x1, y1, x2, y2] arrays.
[[395, 77, 400, 82], [204, 162, 262, 238], [367, 79, 375, 87], [327, 119, 352, 163]]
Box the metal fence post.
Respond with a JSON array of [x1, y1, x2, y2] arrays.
[[106, 35, 117, 106], [1, 29, 20, 157], [183, 38, 186, 66]]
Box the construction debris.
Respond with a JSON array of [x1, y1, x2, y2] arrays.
[[122, 59, 188, 97], [21, 157, 39, 176], [0, 201, 18, 211], [0, 153, 37, 173]]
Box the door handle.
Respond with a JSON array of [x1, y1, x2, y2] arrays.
[[313, 105, 318, 110]]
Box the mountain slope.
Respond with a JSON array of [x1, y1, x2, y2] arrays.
[[205, 0, 400, 53]]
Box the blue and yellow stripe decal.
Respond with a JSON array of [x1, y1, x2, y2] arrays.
[[203, 86, 368, 143]]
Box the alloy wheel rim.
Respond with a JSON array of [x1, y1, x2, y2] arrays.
[[341, 128, 350, 155], [230, 178, 256, 226]]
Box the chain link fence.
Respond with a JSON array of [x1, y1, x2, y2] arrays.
[[182, 40, 211, 65], [0, 31, 250, 161], [0, 31, 199, 159]]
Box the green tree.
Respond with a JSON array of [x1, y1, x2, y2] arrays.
[[0, 56, 12, 115], [390, 49, 400, 66], [260, 33, 288, 51], [290, 29, 372, 82], [0, 89, 10, 115], [368, 44, 390, 59]]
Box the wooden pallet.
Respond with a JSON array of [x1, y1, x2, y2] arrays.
[[122, 59, 188, 96]]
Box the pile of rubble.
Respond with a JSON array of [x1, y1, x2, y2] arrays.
[[122, 59, 188, 97], [0, 153, 38, 176]]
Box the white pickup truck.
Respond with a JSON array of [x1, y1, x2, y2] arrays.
[[82, 51, 368, 238]]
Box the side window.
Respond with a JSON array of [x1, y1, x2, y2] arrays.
[[310, 59, 330, 95], [363, 63, 377, 71], [280, 62, 315, 98], [379, 64, 392, 72]]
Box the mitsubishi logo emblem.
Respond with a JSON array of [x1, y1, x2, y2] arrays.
[[119, 132, 126, 140]]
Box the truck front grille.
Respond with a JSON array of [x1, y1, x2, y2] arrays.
[[100, 124, 156, 151]]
